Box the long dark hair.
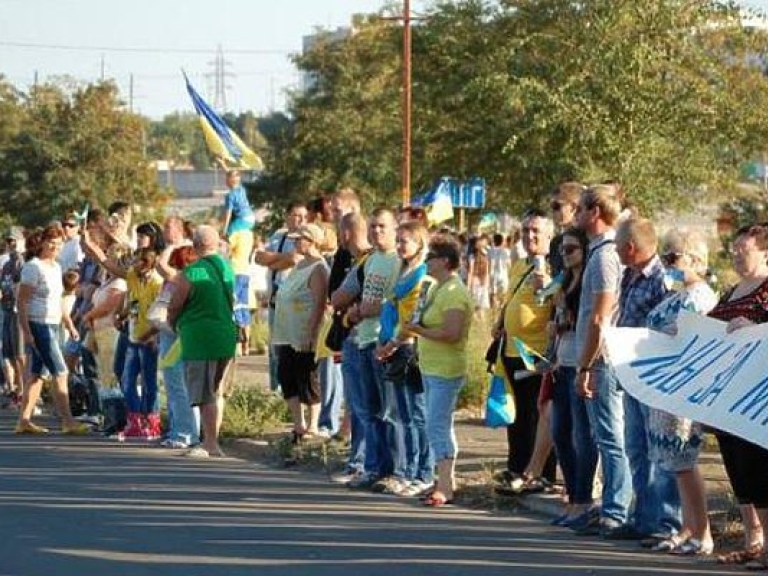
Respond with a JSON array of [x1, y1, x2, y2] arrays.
[[561, 227, 590, 321]]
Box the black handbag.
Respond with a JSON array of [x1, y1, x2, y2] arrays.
[[325, 310, 350, 352]]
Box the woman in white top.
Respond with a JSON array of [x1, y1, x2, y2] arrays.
[[271, 224, 329, 441], [16, 225, 88, 435]]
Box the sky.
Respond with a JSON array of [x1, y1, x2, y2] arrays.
[[0, 0, 766, 119], [0, 0, 426, 118]]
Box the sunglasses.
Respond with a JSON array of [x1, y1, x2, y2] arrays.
[[551, 201, 565, 211], [62, 222, 77, 228], [560, 244, 582, 255], [661, 252, 682, 266]]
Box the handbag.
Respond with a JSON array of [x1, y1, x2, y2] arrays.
[[485, 371, 516, 428], [324, 310, 350, 353]]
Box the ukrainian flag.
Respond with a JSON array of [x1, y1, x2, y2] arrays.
[[413, 180, 453, 225], [183, 73, 263, 170], [512, 337, 551, 372]]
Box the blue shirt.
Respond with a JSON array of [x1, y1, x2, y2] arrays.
[[617, 255, 668, 328], [224, 184, 255, 234]]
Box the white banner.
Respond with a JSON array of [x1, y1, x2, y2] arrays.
[[605, 310, 768, 450]]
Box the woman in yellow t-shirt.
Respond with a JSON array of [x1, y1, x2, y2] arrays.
[[404, 235, 472, 507]]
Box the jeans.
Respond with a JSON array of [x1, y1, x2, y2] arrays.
[[359, 343, 404, 478], [114, 329, 129, 384], [158, 331, 199, 445], [624, 394, 681, 535], [318, 356, 344, 435], [551, 366, 597, 505], [267, 307, 280, 392], [122, 341, 159, 414], [585, 363, 632, 524], [341, 337, 365, 473], [424, 373, 464, 461], [390, 345, 432, 483]]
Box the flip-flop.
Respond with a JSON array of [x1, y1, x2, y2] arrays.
[[185, 446, 210, 459], [422, 492, 453, 507]]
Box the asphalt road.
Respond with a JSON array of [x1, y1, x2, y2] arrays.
[[0, 413, 744, 576]]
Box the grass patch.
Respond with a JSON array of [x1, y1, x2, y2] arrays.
[[458, 315, 494, 411], [221, 386, 290, 438]]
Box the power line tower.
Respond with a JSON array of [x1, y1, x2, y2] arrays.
[[207, 44, 233, 113]]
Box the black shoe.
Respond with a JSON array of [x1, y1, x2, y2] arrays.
[[601, 524, 645, 540], [570, 508, 601, 536]]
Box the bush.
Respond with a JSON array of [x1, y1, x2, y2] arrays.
[[458, 316, 493, 410], [221, 386, 290, 438]]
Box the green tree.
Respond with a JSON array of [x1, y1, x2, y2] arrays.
[[0, 79, 167, 226]]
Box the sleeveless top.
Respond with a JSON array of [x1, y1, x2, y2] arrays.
[[271, 259, 328, 350]]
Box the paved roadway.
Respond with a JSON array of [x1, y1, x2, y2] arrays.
[[0, 415, 744, 576]]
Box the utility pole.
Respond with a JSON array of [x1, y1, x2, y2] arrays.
[[385, 1, 416, 207], [100, 54, 105, 81], [207, 44, 234, 114]]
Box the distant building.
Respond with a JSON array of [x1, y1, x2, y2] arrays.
[[157, 169, 227, 216], [300, 26, 355, 93]]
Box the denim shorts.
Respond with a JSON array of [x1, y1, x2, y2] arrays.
[[28, 322, 68, 377]]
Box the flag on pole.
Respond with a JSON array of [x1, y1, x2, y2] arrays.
[[183, 72, 263, 170], [413, 179, 453, 225]]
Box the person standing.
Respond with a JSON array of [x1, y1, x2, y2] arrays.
[[614, 218, 681, 541], [403, 235, 472, 506], [571, 185, 632, 538], [168, 225, 237, 458], [15, 226, 88, 435], [272, 224, 329, 440]]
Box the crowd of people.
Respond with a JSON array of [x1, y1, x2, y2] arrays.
[[1, 176, 767, 569]]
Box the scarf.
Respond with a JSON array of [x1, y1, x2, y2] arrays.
[[379, 262, 427, 344]]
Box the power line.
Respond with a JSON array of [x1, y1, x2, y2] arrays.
[[0, 40, 292, 55]]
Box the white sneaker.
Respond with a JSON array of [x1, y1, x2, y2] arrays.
[[397, 480, 433, 497], [331, 469, 360, 484]]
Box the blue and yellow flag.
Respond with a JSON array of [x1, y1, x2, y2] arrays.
[[183, 73, 263, 170], [512, 337, 552, 372], [412, 180, 453, 225]]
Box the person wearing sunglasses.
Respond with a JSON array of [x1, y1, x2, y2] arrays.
[[58, 211, 84, 274]]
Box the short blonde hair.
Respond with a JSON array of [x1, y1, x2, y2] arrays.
[[662, 229, 709, 275], [616, 218, 657, 253]]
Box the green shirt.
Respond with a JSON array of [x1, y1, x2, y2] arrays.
[[178, 255, 237, 360], [418, 276, 473, 379], [356, 250, 401, 348]]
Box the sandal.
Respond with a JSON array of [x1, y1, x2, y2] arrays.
[[522, 476, 552, 494], [671, 538, 713, 556], [716, 544, 763, 565], [422, 491, 453, 507]]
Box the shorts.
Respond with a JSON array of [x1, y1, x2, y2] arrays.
[[2, 310, 23, 360], [184, 358, 234, 406], [28, 322, 68, 377], [234, 274, 252, 328]]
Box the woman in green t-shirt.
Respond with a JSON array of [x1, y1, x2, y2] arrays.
[[404, 235, 472, 507]]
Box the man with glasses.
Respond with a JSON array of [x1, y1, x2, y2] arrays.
[[549, 182, 584, 274], [58, 211, 84, 273], [494, 209, 556, 491]]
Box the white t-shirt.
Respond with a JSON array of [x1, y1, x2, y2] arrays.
[[58, 236, 83, 273], [488, 246, 512, 283], [20, 258, 64, 324], [91, 277, 128, 331]]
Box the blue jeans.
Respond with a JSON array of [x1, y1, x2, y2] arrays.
[[267, 307, 280, 392], [158, 331, 199, 445], [318, 356, 344, 435], [359, 343, 404, 478], [390, 345, 432, 483], [424, 373, 464, 461], [551, 366, 597, 505], [122, 342, 159, 414], [585, 364, 632, 524], [114, 329, 129, 384], [341, 337, 365, 472], [28, 322, 67, 377], [624, 394, 681, 535]]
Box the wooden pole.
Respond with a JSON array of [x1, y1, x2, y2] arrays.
[[402, 0, 412, 207]]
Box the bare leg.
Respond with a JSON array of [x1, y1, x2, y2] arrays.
[[200, 401, 223, 454], [18, 376, 44, 424], [677, 466, 712, 546], [524, 400, 554, 477], [306, 402, 320, 434], [436, 458, 456, 500], [740, 504, 764, 548], [286, 397, 303, 432], [51, 373, 77, 428]]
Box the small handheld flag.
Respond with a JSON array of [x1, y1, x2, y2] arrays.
[[183, 72, 263, 170], [512, 337, 552, 372]]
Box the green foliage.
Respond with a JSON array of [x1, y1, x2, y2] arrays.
[[221, 386, 290, 438], [0, 76, 167, 226], [265, 0, 768, 215], [458, 316, 494, 410]]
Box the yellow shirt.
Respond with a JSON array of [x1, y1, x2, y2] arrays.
[[229, 229, 254, 275], [503, 258, 552, 357], [126, 268, 164, 343], [418, 276, 473, 379]]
